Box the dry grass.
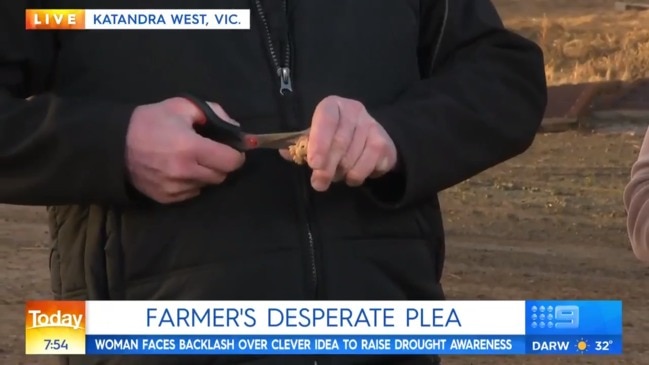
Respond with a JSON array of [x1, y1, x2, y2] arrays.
[[494, 0, 649, 85]]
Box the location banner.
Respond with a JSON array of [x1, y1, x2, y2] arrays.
[[25, 300, 622, 356]]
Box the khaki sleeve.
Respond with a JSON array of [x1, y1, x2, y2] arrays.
[[623, 128, 649, 262]]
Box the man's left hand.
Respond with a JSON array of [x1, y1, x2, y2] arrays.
[[280, 96, 398, 191]]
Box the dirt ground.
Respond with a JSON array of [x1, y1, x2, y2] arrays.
[[3, 0, 649, 364]]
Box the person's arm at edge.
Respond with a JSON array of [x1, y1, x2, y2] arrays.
[[623, 129, 649, 263], [0, 5, 139, 206], [363, 0, 547, 208], [0, 94, 139, 206]]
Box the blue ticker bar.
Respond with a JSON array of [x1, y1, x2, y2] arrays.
[[525, 300, 622, 336], [85, 335, 622, 355]]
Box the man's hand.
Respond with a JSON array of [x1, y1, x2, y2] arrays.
[[281, 96, 398, 191], [126, 97, 245, 204]]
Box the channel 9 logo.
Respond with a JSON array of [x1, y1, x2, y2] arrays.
[[530, 305, 579, 329], [25, 301, 86, 354]]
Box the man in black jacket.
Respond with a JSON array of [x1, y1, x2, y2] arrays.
[[0, 0, 546, 364]]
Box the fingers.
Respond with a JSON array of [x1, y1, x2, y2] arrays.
[[163, 97, 207, 124], [133, 172, 202, 205], [192, 135, 245, 173], [331, 124, 368, 182], [172, 102, 244, 187], [305, 97, 398, 191], [309, 96, 373, 191], [169, 189, 202, 202], [339, 118, 370, 174], [311, 111, 357, 191], [158, 185, 202, 204], [345, 135, 381, 187], [187, 165, 228, 185], [169, 97, 240, 127], [308, 97, 341, 169], [151, 160, 226, 203], [347, 124, 397, 186], [273, 96, 396, 192], [157, 132, 243, 203], [278, 149, 292, 161], [370, 157, 393, 178], [129, 96, 249, 205]]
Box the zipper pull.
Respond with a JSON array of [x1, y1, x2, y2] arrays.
[[278, 67, 293, 95]]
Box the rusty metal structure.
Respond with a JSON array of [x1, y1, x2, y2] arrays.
[[541, 79, 649, 132], [595, 79, 649, 111], [541, 81, 622, 132]]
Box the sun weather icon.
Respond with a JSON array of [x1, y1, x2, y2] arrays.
[[575, 338, 588, 354]]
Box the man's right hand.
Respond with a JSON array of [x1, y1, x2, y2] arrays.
[[126, 97, 245, 204]]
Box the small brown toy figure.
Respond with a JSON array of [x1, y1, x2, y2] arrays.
[[288, 135, 309, 165]]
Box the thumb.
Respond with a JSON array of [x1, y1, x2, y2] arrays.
[[192, 134, 245, 172], [369, 157, 392, 178], [174, 97, 240, 127], [279, 149, 292, 161]]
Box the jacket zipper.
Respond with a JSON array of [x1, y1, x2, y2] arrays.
[[253, 0, 318, 297], [253, 0, 292, 95]]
